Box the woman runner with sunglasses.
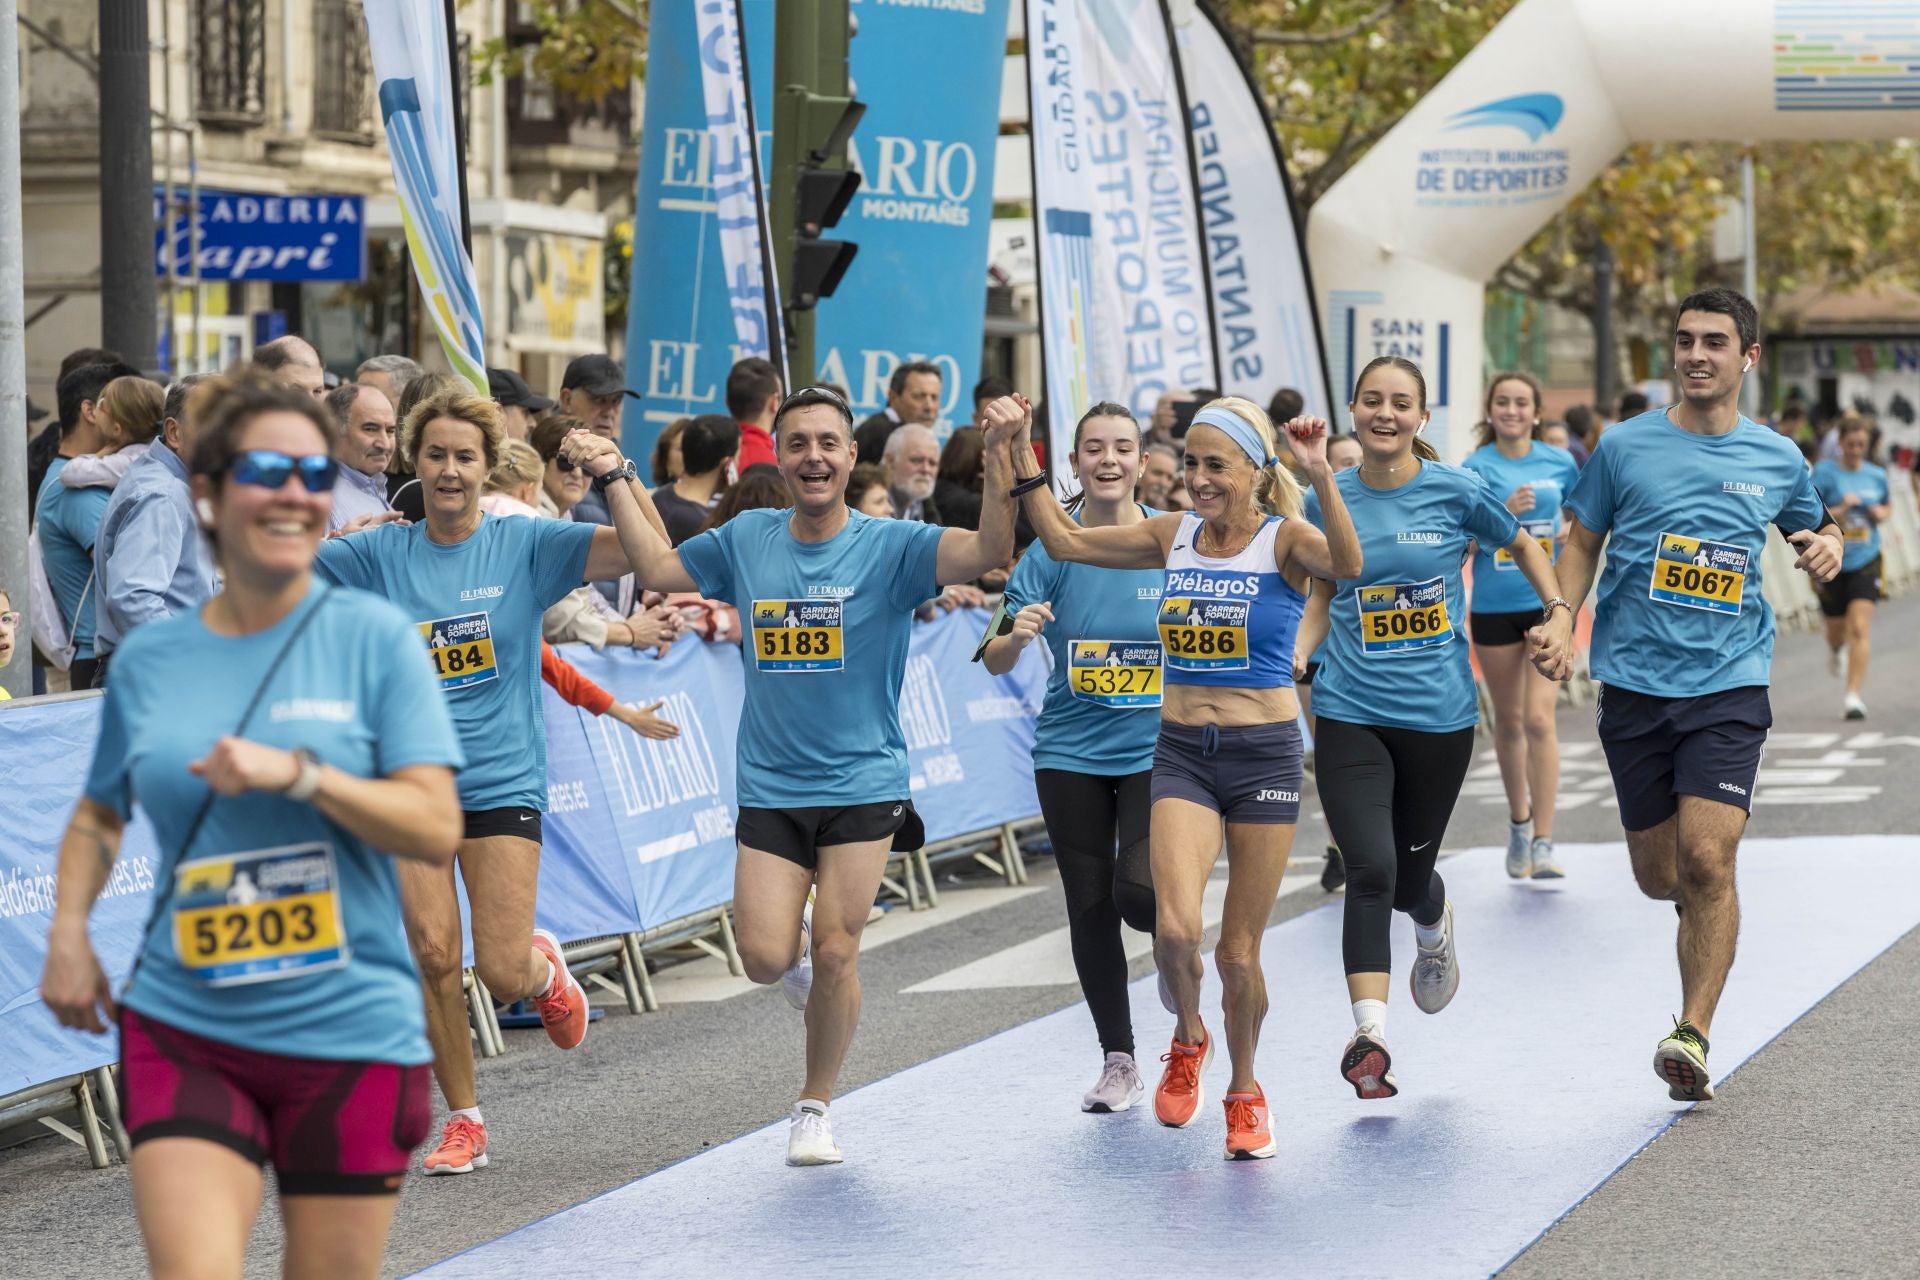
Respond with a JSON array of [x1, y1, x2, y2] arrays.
[[41, 378, 464, 1278], [314, 387, 669, 1176], [1007, 393, 1361, 1161], [564, 385, 1022, 1166]]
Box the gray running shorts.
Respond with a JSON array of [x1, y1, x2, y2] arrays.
[[1150, 720, 1305, 825]]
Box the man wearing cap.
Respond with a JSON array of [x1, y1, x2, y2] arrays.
[[489, 367, 556, 442], [558, 353, 641, 529], [324, 382, 398, 533]]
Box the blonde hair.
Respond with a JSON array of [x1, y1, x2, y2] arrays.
[[485, 438, 543, 494], [403, 387, 506, 473], [1202, 395, 1303, 520], [100, 375, 165, 448]]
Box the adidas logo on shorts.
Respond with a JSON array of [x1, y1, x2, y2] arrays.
[[1718, 782, 1748, 796]]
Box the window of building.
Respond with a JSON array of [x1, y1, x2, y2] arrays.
[[313, 0, 375, 142], [197, 0, 267, 126]]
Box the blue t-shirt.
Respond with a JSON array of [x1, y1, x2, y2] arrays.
[[1810, 458, 1889, 572], [1565, 410, 1827, 698], [1460, 441, 1582, 614], [1311, 462, 1520, 732], [36, 459, 113, 660], [680, 508, 945, 809], [1003, 509, 1164, 776], [315, 514, 596, 810], [85, 584, 463, 1064]]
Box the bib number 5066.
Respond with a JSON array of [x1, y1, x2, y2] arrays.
[[1366, 606, 1445, 640]]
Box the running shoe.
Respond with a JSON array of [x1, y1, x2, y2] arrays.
[[1410, 898, 1460, 1014], [1340, 1023, 1398, 1100], [530, 928, 589, 1049], [1082, 1051, 1146, 1114], [423, 1115, 489, 1175], [1223, 1087, 1277, 1160], [1655, 1019, 1714, 1101], [1829, 646, 1846, 680], [786, 1101, 843, 1166], [1506, 817, 1533, 878], [1153, 1028, 1213, 1128], [1529, 837, 1564, 880], [1321, 844, 1347, 893], [782, 898, 814, 1011], [1843, 692, 1868, 721]]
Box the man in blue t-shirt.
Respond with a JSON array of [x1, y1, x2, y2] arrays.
[[1536, 288, 1843, 1105], [563, 385, 1022, 1167]]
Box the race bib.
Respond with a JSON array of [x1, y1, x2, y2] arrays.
[[171, 843, 347, 987], [1843, 513, 1872, 545], [1649, 533, 1748, 615], [1158, 597, 1250, 671], [752, 598, 845, 672], [418, 612, 498, 688], [1068, 640, 1164, 708], [1358, 577, 1453, 655], [1495, 519, 1556, 571]]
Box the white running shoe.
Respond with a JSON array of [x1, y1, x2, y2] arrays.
[[1340, 1023, 1398, 1100], [1829, 646, 1846, 680], [1529, 837, 1564, 880], [1506, 818, 1533, 878], [785, 1101, 843, 1166], [1410, 899, 1460, 1014], [1844, 692, 1867, 721], [782, 899, 813, 1011], [1082, 1052, 1146, 1113]]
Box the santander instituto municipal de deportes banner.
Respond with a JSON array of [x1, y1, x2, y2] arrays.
[[623, 0, 1009, 456]]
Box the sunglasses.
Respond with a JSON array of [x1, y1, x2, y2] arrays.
[[228, 450, 339, 493], [553, 455, 579, 473]]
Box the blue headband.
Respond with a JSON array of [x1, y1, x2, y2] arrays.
[[1190, 407, 1276, 469]]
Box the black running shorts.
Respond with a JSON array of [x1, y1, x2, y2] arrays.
[[1596, 684, 1770, 831], [737, 801, 923, 870]]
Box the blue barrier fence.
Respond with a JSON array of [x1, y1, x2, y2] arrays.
[[1, 608, 1045, 1097]]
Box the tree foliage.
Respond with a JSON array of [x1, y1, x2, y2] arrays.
[[467, 0, 647, 104]]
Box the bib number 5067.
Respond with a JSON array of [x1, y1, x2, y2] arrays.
[[1657, 562, 1737, 602]]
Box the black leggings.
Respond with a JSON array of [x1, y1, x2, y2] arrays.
[[1314, 719, 1476, 975], [1034, 768, 1156, 1057]]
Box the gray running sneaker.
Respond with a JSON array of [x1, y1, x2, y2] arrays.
[[1341, 1023, 1398, 1100], [1082, 1051, 1146, 1113], [1410, 899, 1460, 1014], [1506, 818, 1533, 878], [1529, 837, 1564, 880]]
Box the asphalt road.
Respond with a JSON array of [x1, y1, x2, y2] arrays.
[[3, 592, 1916, 1279]]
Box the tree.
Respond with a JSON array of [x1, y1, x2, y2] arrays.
[[467, 0, 647, 104]]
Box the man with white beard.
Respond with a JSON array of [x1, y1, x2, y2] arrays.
[[883, 423, 942, 524]]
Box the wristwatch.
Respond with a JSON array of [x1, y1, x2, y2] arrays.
[[592, 458, 639, 492], [284, 748, 324, 803]]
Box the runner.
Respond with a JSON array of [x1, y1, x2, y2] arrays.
[[315, 386, 668, 1175], [1543, 288, 1844, 1101], [980, 401, 1163, 1114], [565, 385, 1021, 1166], [1461, 371, 1582, 879], [1309, 356, 1569, 1101], [40, 378, 464, 1278], [1297, 432, 1364, 892], [1810, 417, 1890, 720], [1008, 394, 1361, 1160]]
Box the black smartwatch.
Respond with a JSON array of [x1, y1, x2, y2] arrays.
[[592, 459, 639, 492]]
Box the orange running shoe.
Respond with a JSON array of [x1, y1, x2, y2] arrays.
[[423, 1115, 489, 1175], [530, 928, 589, 1049], [1223, 1088, 1276, 1161], [1153, 1028, 1213, 1128]]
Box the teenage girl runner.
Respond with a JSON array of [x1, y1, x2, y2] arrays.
[[1810, 417, 1891, 720]]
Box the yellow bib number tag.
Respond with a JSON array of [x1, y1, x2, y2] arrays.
[[1648, 533, 1747, 616], [1495, 519, 1556, 571], [1158, 597, 1251, 672], [418, 612, 499, 688], [171, 843, 347, 987], [1068, 640, 1164, 708], [1358, 577, 1452, 655], [1844, 516, 1872, 545], [752, 599, 845, 672]]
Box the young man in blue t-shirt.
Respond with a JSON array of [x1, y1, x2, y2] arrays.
[[1533, 288, 1844, 1103]]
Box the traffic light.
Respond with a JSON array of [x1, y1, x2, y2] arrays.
[[788, 92, 864, 310]]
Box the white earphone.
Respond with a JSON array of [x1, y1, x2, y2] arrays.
[[195, 498, 215, 525], [1742, 357, 1752, 372]]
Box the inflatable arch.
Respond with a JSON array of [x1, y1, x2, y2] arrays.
[[1306, 0, 1920, 456]]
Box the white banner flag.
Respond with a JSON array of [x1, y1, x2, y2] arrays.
[[363, 0, 487, 392], [694, 0, 782, 372]]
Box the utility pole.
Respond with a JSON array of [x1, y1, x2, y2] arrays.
[[1741, 146, 1761, 419], [100, 0, 158, 373], [1, 0, 30, 698], [1592, 238, 1615, 416], [771, 0, 861, 386]]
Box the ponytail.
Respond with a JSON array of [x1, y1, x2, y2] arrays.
[[1413, 436, 1441, 463]]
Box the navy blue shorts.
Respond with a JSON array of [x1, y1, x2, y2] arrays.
[[1596, 684, 1771, 831], [1151, 720, 1304, 825]]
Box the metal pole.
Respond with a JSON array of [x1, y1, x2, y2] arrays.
[[443, 0, 473, 252], [771, 0, 815, 384], [1592, 238, 1615, 416], [1741, 145, 1761, 419], [161, 0, 177, 377], [99, 0, 158, 373], [0, 0, 31, 698]]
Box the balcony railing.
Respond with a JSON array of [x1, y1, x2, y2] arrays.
[[197, 0, 267, 126], [312, 0, 375, 142]]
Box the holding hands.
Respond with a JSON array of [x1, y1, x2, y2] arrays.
[[560, 429, 623, 478]]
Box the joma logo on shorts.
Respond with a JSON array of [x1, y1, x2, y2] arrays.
[[1257, 789, 1300, 803], [1718, 781, 1748, 796]]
